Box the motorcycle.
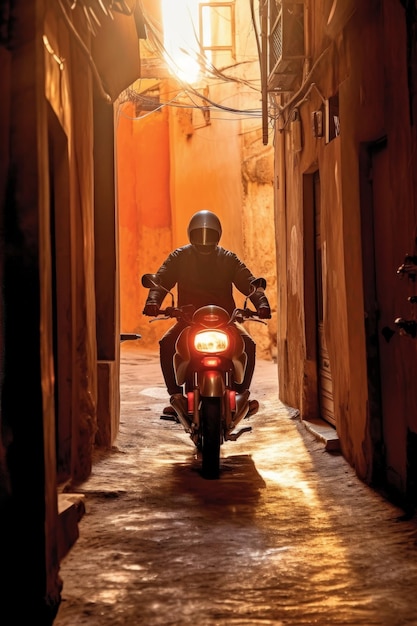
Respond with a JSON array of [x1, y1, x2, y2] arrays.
[[141, 273, 268, 479]]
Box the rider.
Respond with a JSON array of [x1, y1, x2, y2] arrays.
[[142, 210, 271, 417]]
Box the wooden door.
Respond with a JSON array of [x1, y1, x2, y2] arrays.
[[314, 172, 336, 426]]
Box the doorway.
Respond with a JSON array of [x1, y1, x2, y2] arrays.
[[304, 170, 335, 427], [48, 104, 73, 482], [313, 171, 336, 426], [358, 138, 415, 487]]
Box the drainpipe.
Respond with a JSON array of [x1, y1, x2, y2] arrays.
[[275, 113, 287, 388], [260, 0, 268, 145]]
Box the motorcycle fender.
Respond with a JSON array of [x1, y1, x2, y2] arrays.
[[200, 371, 225, 397]]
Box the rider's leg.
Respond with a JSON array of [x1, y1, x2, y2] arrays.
[[159, 322, 184, 395], [235, 332, 256, 393], [234, 331, 259, 417], [159, 323, 189, 418]]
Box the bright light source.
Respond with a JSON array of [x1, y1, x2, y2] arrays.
[[194, 330, 229, 353], [161, 0, 205, 83]]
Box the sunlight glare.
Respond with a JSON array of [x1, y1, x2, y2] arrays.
[[161, 0, 206, 83], [259, 468, 317, 501]]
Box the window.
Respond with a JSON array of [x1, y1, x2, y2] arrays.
[[161, 0, 236, 82], [199, 2, 235, 59]]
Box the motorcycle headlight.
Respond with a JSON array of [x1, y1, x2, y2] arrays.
[[194, 330, 229, 353]]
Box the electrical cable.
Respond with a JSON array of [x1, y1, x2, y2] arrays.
[[273, 44, 332, 130], [138, 0, 263, 94]]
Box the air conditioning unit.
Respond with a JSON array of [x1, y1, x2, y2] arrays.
[[267, 1, 305, 93]]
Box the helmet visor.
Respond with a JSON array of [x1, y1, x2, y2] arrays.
[[189, 228, 219, 246]]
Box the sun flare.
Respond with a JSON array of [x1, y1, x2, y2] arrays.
[[161, 0, 207, 83]]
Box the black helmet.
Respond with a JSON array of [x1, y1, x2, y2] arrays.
[[187, 210, 222, 254]]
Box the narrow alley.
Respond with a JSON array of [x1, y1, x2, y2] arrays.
[[54, 345, 417, 626]]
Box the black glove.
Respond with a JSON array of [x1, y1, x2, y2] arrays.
[[258, 305, 271, 319], [253, 292, 271, 319], [143, 302, 160, 317]]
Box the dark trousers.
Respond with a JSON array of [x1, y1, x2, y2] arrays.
[[159, 321, 256, 395]]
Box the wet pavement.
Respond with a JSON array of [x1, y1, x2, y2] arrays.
[[54, 345, 417, 626]]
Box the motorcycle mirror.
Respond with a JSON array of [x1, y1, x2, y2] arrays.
[[141, 273, 160, 289], [250, 277, 267, 290], [141, 273, 175, 307]]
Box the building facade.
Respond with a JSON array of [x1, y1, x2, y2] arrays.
[[268, 0, 417, 509], [0, 0, 144, 620]]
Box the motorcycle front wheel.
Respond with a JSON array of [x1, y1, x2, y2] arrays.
[[201, 397, 222, 479]]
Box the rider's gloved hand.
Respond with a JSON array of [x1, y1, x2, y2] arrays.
[[254, 292, 271, 319], [143, 303, 160, 317], [257, 305, 271, 319]]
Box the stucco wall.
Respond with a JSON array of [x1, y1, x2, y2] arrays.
[[44, 6, 99, 480], [275, 0, 417, 498]]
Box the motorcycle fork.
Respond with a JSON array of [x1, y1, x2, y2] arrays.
[[224, 388, 235, 431], [188, 381, 200, 431]]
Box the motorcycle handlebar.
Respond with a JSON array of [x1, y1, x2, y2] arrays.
[[150, 306, 266, 325], [232, 308, 265, 324], [154, 306, 182, 319], [233, 307, 257, 318]]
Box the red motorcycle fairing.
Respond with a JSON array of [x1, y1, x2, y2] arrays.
[[173, 323, 247, 391]]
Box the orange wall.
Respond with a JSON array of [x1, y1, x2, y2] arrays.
[[117, 100, 173, 338]]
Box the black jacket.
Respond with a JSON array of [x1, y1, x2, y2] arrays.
[[145, 245, 269, 315]]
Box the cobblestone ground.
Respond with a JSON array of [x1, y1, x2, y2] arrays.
[[54, 345, 417, 626]]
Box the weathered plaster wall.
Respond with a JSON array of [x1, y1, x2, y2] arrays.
[[44, 6, 99, 482], [275, 0, 417, 496], [241, 131, 277, 360], [1, 1, 143, 618], [276, 5, 380, 479], [168, 81, 244, 254]]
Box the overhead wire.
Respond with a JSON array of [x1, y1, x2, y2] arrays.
[[119, 89, 263, 119], [271, 44, 333, 131], [140, 0, 260, 90], [134, 0, 266, 118]]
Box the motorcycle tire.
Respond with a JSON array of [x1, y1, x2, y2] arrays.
[[201, 397, 222, 479]]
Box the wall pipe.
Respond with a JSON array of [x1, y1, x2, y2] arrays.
[[260, 0, 269, 145]]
